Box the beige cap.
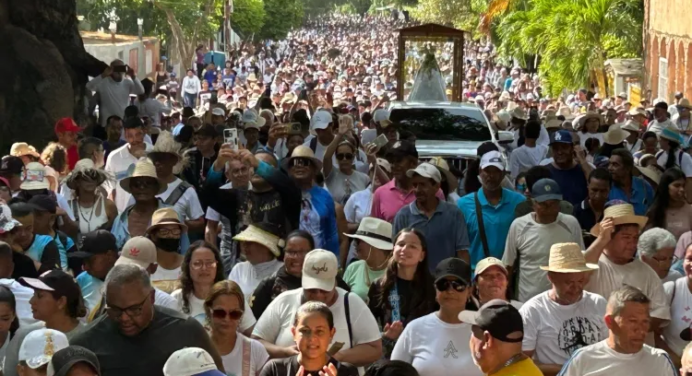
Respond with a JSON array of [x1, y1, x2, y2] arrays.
[[474, 257, 508, 278], [115, 237, 157, 268]]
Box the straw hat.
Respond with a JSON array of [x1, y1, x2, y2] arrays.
[[558, 106, 575, 120], [345, 217, 393, 250], [540, 243, 599, 273], [233, 223, 283, 257], [590, 203, 647, 236], [636, 165, 662, 185], [620, 120, 640, 132], [20, 162, 49, 191], [660, 124, 684, 144], [146, 207, 188, 234], [282, 145, 323, 171], [510, 107, 528, 121], [628, 107, 647, 118], [544, 119, 562, 130], [65, 159, 112, 190], [10, 143, 40, 158], [119, 160, 167, 195], [678, 98, 692, 110], [147, 131, 184, 174], [603, 124, 629, 145], [575, 111, 604, 130], [247, 73, 258, 82], [428, 156, 458, 192]]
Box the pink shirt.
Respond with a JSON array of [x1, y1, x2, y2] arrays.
[[371, 180, 446, 223]]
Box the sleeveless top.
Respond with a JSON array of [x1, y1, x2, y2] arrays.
[[70, 196, 108, 248]]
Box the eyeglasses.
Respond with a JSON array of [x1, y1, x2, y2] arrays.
[[212, 309, 243, 320], [157, 229, 182, 237], [106, 295, 149, 320], [191, 260, 217, 270], [435, 279, 468, 293], [336, 153, 354, 161], [285, 250, 309, 258], [130, 179, 158, 189], [290, 157, 312, 168]]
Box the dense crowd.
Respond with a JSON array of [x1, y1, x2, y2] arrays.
[[3, 11, 692, 376]]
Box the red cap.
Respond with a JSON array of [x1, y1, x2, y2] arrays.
[[54, 118, 83, 134]]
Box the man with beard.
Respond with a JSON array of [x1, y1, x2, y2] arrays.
[[557, 286, 677, 376], [203, 146, 301, 271], [86, 60, 144, 128], [547, 130, 592, 206], [146, 208, 187, 293]]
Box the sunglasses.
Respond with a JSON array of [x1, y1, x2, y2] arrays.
[[212, 309, 243, 320], [290, 157, 312, 168], [435, 279, 468, 293], [336, 153, 354, 161]]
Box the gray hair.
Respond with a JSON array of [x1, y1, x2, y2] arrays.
[[105, 264, 152, 293], [607, 285, 650, 317], [637, 228, 676, 258]]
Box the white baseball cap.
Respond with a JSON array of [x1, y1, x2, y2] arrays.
[[115, 236, 157, 268], [302, 249, 338, 291], [20, 162, 50, 190], [372, 109, 390, 123], [310, 110, 333, 131], [211, 107, 225, 117], [480, 151, 505, 171], [406, 162, 441, 183], [163, 347, 224, 376], [19, 329, 69, 369]]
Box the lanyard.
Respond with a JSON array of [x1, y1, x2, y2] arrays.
[[388, 282, 401, 322]]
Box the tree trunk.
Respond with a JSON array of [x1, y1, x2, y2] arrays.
[[0, 0, 107, 153]]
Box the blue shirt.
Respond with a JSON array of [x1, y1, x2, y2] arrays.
[[548, 164, 588, 206], [458, 188, 526, 270], [172, 122, 185, 136], [608, 176, 654, 216], [301, 186, 339, 258], [111, 199, 190, 252], [393, 199, 470, 273], [76, 272, 104, 316]]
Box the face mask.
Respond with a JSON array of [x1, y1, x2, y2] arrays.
[[156, 238, 180, 253]]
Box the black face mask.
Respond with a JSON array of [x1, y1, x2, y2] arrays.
[[156, 238, 180, 253]]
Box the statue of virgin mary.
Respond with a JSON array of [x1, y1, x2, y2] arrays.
[[408, 48, 449, 102]]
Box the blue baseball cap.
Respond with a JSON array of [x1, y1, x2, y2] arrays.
[[550, 130, 573, 145], [531, 178, 563, 202]]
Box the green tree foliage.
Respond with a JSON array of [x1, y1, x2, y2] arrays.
[[232, 0, 266, 38], [259, 0, 304, 40], [496, 0, 642, 95]]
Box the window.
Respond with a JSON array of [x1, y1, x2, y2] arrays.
[[658, 57, 668, 100], [390, 107, 492, 142]]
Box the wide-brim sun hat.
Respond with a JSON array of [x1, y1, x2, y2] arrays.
[[636, 165, 662, 185], [282, 145, 323, 171], [660, 124, 684, 144], [576, 111, 604, 129], [677, 98, 692, 110], [119, 160, 167, 195], [10, 143, 40, 158], [65, 159, 113, 190], [544, 119, 562, 130], [590, 203, 647, 237], [232, 224, 283, 257], [603, 124, 629, 145], [344, 217, 393, 250], [540, 242, 599, 273], [146, 207, 188, 234], [620, 120, 641, 132], [147, 131, 185, 174]]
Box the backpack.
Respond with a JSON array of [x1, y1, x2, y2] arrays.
[[165, 181, 193, 206]]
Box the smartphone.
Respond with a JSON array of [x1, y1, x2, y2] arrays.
[[327, 342, 344, 356], [223, 128, 239, 151], [372, 134, 389, 149], [289, 122, 302, 134], [114, 65, 127, 73]]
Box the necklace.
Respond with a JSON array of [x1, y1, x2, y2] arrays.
[[491, 353, 528, 374], [78, 201, 96, 233]]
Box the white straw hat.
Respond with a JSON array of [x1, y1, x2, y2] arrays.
[[345, 217, 393, 250], [119, 159, 167, 195], [540, 243, 599, 273], [233, 223, 283, 257]]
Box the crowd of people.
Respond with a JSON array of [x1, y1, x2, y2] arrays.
[[3, 10, 692, 376]]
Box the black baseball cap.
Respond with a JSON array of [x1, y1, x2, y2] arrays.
[[19, 270, 81, 304], [195, 123, 218, 139], [434, 258, 471, 286], [69, 230, 117, 258], [458, 299, 524, 343], [385, 141, 418, 159], [28, 194, 57, 214], [0, 156, 24, 176], [47, 346, 101, 376]]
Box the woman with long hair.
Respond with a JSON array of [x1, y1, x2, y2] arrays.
[[171, 240, 256, 336], [40, 143, 67, 192], [391, 258, 482, 376], [577, 112, 605, 150], [645, 168, 692, 240], [323, 116, 370, 205], [258, 302, 359, 376], [657, 126, 692, 172], [367, 228, 436, 358], [0, 285, 19, 363], [205, 280, 269, 376]]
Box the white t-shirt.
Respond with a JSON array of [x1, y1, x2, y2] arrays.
[[390, 313, 483, 376], [502, 213, 585, 302], [127, 178, 204, 220], [663, 276, 692, 356], [220, 335, 269, 376], [302, 137, 369, 174], [154, 288, 179, 311], [343, 188, 374, 263], [170, 289, 256, 332], [253, 287, 381, 351], [520, 291, 608, 365], [557, 340, 677, 376], [0, 279, 37, 327], [228, 259, 283, 304], [579, 132, 604, 150], [150, 265, 181, 282], [656, 149, 692, 177], [585, 254, 670, 322], [105, 143, 153, 213], [509, 144, 549, 180]]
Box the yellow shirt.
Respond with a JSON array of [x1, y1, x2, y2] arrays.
[[490, 358, 544, 376]]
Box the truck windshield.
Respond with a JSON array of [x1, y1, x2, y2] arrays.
[[390, 107, 492, 141]]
